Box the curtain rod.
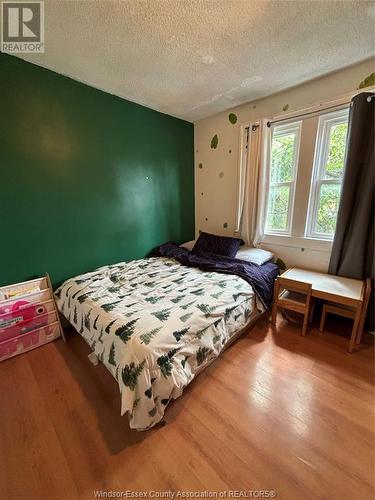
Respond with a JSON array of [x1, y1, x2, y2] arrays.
[[267, 90, 374, 128], [266, 101, 350, 128]]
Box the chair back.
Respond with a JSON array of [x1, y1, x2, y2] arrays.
[[272, 276, 312, 336]]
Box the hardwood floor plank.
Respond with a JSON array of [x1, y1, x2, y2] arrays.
[[0, 314, 373, 500]]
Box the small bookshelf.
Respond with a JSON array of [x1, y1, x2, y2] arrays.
[[0, 274, 65, 362]]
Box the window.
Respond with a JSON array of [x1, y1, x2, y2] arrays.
[[262, 106, 349, 245], [265, 122, 301, 234], [307, 108, 349, 239]]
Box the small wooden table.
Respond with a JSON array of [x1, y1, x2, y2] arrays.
[[279, 268, 366, 353]]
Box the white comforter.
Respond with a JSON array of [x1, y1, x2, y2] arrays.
[[55, 257, 260, 430]]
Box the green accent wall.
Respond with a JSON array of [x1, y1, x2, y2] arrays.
[[0, 53, 194, 287]]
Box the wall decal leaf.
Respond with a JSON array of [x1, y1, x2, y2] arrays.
[[210, 134, 218, 149], [228, 113, 237, 124], [358, 72, 375, 89]]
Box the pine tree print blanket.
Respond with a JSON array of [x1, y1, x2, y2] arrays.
[[55, 255, 274, 430], [158, 243, 278, 309]]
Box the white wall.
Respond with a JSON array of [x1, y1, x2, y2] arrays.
[[194, 58, 375, 271]]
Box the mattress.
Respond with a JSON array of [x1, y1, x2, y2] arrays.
[[55, 256, 263, 430]]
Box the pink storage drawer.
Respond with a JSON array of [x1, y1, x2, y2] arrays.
[[0, 306, 57, 342], [0, 311, 58, 342], [0, 274, 64, 361], [0, 322, 60, 362]]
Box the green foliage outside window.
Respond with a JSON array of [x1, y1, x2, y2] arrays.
[[266, 133, 295, 231], [266, 121, 347, 236], [316, 122, 347, 235], [325, 123, 348, 179], [315, 184, 341, 234], [270, 134, 294, 182], [266, 185, 290, 231]]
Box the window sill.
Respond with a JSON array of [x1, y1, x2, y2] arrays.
[[261, 233, 333, 252]]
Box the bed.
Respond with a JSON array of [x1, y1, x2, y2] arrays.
[[55, 243, 278, 430]]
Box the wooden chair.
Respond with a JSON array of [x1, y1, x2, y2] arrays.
[[320, 278, 372, 347], [272, 277, 312, 336]]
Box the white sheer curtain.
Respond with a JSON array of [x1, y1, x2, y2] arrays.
[[235, 119, 271, 247]]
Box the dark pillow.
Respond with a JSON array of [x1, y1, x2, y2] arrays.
[[192, 232, 244, 258]]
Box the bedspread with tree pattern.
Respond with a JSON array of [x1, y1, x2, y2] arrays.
[[55, 257, 260, 430]]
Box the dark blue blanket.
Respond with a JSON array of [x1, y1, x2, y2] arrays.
[[158, 242, 279, 309]]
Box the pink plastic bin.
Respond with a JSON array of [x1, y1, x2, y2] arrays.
[[0, 322, 60, 362]]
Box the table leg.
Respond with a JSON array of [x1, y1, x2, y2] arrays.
[[348, 305, 362, 354], [309, 299, 316, 324], [271, 281, 279, 325], [319, 305, 327, 333], [302, 309, 309, 337], [356, 300, 366, 345]]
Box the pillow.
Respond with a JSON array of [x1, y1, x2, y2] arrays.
[[235, 246, 274, 266], [180, 240, 196, 251], [192, 232, 244, 258]]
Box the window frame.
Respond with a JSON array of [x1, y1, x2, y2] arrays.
[[306, 108, 349, 240], [264, 121, 302, 236]]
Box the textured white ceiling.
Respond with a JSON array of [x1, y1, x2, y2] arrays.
[[17, 0, 375, 122]]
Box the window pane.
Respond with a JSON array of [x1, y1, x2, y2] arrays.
[[270, 133, 296, 182], [324, 122, 348, 179], [315, 183, 341, 235], [266, 185, 290, 231]]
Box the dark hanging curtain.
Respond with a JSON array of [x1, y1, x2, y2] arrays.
[[329, 92, 374, 330]]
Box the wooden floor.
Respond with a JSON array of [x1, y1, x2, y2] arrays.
[[0, 313, 374, 500]]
